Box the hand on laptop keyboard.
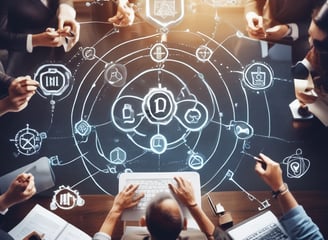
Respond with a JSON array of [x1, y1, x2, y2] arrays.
[[114, 184, 144, 211], [127, 178, 176, 209], [169, 176, 198, 208]]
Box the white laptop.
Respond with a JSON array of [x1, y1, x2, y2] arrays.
[[227, 210, 291, 240], [119, 171, 201, 228]]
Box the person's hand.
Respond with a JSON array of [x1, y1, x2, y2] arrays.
[[0, 76, 39, 116], [31, 29, 63, 48], [0, 173, 36, 210], [110, 184, 144, 215], [265, 24, 290, 41], [169, 176, 197, 207], [10, 76, 39, 95], [8, 76, 38, 111], [245, 12, 266, 39], [295, 89, 318, 104], [57, 4, 80, 51], [254, 153, 284, 192], [23, 231, 45, 240], [108, 0, 135, 27], [57, 18, 80, 50]]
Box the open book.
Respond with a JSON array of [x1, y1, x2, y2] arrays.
[[9, 204, 91, 240]]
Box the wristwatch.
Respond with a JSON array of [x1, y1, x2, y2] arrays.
[[272, 183, 289, 199]]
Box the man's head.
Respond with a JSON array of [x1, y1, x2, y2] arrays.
[[141, 193, 185, 240]]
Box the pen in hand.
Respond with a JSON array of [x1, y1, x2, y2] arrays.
[[254, 156, 267, 170], [243, 151, 267, 169]]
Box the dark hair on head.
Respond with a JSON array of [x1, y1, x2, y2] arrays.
[[145, 193, 184, 240], [314, 1, 328, 33], [213, 226, 233, 240]]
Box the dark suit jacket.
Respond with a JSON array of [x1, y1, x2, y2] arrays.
[[0, 70, 13, 98], [0, 229, 13, 240], [245, 0, 325, 39], [0, 0, 73, 51], [244, 0, 325, 63], [0, 0, 74, 76]]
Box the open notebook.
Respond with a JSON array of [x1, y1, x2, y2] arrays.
[[227, 210, 290, 240], [119, 171, 201, 228]]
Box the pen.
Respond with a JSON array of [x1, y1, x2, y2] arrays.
[[254, 156, 264, 163], [61, 31, 75, 38], [253, 156, 267, 170], [68, 31, 75, 37], [242, 151, 267, 169]]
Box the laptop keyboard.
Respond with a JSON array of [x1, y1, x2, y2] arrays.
[[245, 223, 289, 240], [126, 178, 177, 209]]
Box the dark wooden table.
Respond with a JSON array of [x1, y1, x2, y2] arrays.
[[1, 191, 327, 239]]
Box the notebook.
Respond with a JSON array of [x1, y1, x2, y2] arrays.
[[118, 171, 201, 228], [227, 210, 291, 240]]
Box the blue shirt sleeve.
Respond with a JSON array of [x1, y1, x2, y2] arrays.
[[280, 205, 324, 240]]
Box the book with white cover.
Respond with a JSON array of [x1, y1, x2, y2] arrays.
[[9, 204, 91, 240]]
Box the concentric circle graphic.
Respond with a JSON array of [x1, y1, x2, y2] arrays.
[[70, 25, 278, 194]]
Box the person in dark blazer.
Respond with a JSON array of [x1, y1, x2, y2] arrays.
[[244, 0, 325, 63], [0, 0, 80, 76]]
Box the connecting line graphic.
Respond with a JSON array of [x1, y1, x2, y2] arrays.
[[225, 169, 270, 211]]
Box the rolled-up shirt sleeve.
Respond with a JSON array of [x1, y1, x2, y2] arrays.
[[92, 232, 111, 240]]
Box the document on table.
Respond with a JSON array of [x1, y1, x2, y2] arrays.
[[9, 204, 91, 240], [308, 99, 328, 126]]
